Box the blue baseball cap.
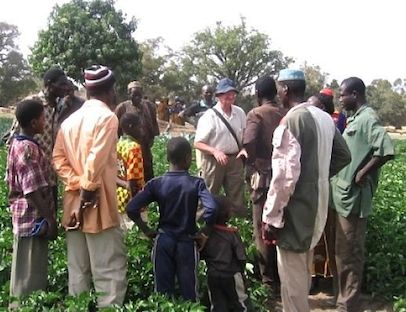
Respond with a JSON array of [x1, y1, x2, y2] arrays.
[[215, 78, 239, 95], [277, 69, 305, 82]]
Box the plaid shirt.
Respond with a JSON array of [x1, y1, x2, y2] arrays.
[[5, 92, 60, 186], [6, 135, 51, 236]]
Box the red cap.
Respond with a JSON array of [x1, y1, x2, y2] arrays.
[[320, 88, 334, 97]]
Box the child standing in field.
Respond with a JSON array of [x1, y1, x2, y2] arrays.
[[6, 99, 57, 304], [116, 113, 145, 231], [126, 136, 217, 301], [201, 195, 250, 312]]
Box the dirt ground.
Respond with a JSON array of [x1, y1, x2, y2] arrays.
[[269, 278, 393, 312]]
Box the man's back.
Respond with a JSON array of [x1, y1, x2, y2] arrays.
[[244, 105, 285, 170], [265, 102, 348, 252], [53, 99, 119, 233]]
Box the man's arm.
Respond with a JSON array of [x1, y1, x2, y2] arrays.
[[148, 101, 160, 136], [127, 143, 145, 197], [198, 180, 217, 225], [242, 111, 260, 164], [330, 129, 352, 177], [53, 130, 80, 190], [194, 141, 229, 166], [262, 125, 301, 228], [355, 155, 394, 185], [80, 115, 118, 191], [356, 118, 395, 185], [126, 182, 156, 238]]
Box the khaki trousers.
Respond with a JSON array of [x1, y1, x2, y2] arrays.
[[10, 236, 48, 297], [335, 214, 367, 312], [66, 227, 128, 307], [200, 153, 246, 217], [277, 246, 313, 312]]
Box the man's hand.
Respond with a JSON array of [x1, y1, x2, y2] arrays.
[[236, 148, 248, 160], [65, 205, 81, 230], [194, 232, 209, 252], [66, 189, 99, 230], [212, 149, 228, 166], [45, 217, 58, 240], [262, 222, 278, 245], [145, 229, 158, 240]]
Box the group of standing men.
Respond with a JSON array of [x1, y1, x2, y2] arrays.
[[6, 63, 395, 312], [6, 65, 160, 308], [193, 70, 394, 312]]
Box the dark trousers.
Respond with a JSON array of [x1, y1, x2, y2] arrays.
[[208, 273, 249, 312], [142, 145, 154, 182], [335, 213, 367, 312], [152, 233, 198, 301], [252, 192, 279, 285]]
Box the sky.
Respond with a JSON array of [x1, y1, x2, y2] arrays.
[[0, 0, 405, 85]]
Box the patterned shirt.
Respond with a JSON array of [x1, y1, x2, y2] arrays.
[[117, 135, 144, 213], [6, 92, 60, 186], [115, 100, 160, 148], [6, 135, 51, 236]]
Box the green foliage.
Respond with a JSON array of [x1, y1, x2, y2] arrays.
[[0, 23, 37, 106], [301, 64, 329, 99], [181, 17, 291, 90], [29, 0, 141, 98], [367, 79, 406, 128], [0, 129, 404, 310], [394, 296, 406, 312], [365, 140, 406, 299]]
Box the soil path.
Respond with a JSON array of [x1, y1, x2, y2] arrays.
[[269, 279, 392, 312]]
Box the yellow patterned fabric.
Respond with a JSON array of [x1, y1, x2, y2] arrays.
[[116, 135, 144, 213]]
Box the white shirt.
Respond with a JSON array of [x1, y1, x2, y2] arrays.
[[194, 103, 246, 154]]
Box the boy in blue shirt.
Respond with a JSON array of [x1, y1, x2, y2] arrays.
[[126, 136, 217, 301]]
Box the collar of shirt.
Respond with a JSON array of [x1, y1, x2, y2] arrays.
[[164, 170, 190, 176], [213, 103, 238, 118], [83, 98, 111, 110], [346, 104, 368, 124], [14, 135, 40, 146], [200, 99, 216, 108]]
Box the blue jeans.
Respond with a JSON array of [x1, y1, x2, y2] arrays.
[[152, 232, 199, 301]]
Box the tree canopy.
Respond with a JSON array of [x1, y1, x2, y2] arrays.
[[180, 18, 291, 91], [29, 0, 141, 97], [367, 79, 406, 129], [0, 22, 37, 107]]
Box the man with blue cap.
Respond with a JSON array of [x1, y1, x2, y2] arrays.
[[194, 78, 247, 216], [262, 69, 351, 311]]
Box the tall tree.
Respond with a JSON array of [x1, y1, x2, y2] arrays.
[[180, 18, 291, 91], [367, 79, 406, 129], [0, 22, 37, 106], [301, 64, 329, 99], [30, 0, 141, 97]]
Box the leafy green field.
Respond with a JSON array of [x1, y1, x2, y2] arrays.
[[0, 116, 405, 311]]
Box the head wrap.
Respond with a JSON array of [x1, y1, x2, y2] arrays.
[[277, 69, 305, 82], [320, 88, 334, 97], [84, 65, 115, 91], [127, 81, 142, 90]]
